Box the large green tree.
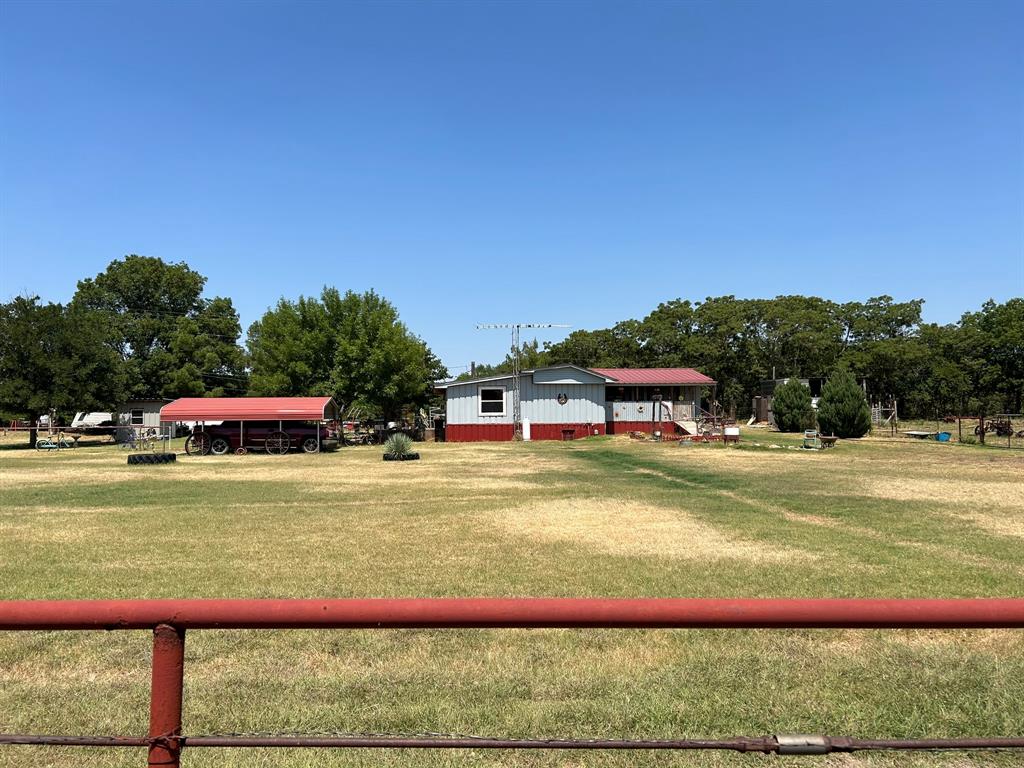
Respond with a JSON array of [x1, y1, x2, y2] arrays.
[[545, 321, 645, 368], [460, 293, 1022, 422], [73, 255, 247, 397], [463, 339, 549, 379], [248, 288, 445, 418], [959, 299, 1024, 416], [0, 297, 127, 445]]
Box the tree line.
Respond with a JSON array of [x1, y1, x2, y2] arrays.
[[3, 256, 1020, 437], [1, 255, 446, 439], [470, 295, 1023, 420]]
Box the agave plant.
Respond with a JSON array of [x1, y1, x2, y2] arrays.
[[384, 432, 414, 457]]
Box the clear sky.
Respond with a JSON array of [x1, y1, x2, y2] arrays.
[[1, 0, 1021, 373]]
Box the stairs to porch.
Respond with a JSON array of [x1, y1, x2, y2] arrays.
[[675, 419, 698, 435]]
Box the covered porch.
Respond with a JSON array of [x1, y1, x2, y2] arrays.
[[604, 385, 710, 435]]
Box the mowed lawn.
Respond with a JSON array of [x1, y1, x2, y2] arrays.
[[1, 433, 1022, 767]]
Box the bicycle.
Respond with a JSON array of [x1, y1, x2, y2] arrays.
[[35, 432, 76, 451]]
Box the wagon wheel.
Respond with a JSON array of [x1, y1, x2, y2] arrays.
[[185, 433, 211, 456], [265, 430, 291, 455], [301, 437, 319, 454], [210, 437, 231, 456], [974, 424, 984, 436]]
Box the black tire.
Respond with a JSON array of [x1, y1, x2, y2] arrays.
[[128, 453, 177, 465], [266, 430, 290, 455], [185, 433, 211, 456], [301, 437, 319, 453], [210, 437, 231, 455]]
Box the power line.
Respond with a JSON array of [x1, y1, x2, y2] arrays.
[[475, 323, 570, 440]]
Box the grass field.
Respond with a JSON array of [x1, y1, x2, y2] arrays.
[[1, 431, 1022, 767]]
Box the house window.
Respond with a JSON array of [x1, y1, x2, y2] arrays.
[[479, 387, 506, 416], [130, 409, 144, 426]]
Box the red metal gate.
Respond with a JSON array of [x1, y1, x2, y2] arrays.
[[2, 597, 1023, 766]]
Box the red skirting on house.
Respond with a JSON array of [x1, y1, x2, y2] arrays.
[[606, 420, 677, 435], [528, 423, 605, 440], [445, 423, 607, 442], [446, 424, 515, 442]]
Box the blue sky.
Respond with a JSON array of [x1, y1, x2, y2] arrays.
[[1, 0, 1021, 373]]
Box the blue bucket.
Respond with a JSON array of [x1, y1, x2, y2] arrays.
[[936, 432, 951, 442]]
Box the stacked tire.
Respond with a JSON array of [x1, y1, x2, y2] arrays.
[[127, 453, 177, 465]]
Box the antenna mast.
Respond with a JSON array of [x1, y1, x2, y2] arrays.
[[476, 323, 570, 440]]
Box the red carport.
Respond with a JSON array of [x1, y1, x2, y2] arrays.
[[160, 397, 338, 422], [160, 397, 340, 456]]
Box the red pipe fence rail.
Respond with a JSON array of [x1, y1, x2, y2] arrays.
[[2, 597, 1024, 766]]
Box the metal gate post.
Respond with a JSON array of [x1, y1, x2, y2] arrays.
[[148, 624, 185, 767]]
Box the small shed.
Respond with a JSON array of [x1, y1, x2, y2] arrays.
[[115, 399, 172, 441]]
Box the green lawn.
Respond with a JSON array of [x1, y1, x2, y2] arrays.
[[1, 433, 1022, 767]]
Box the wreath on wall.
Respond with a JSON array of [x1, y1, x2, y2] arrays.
[[557, 393, 568, 405]]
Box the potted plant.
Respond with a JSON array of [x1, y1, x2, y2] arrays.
[[383, 433, 420, 461]]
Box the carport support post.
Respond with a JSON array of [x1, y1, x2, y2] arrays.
[[148, 624, 185, 767]]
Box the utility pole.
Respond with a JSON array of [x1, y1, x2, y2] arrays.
[[476, 323, 570, 440]]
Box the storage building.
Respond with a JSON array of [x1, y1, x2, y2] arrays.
[[115, 399, 172, 441]]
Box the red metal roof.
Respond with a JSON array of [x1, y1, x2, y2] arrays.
[[160, 397, 338, 422], [592, 368, 716, 385]]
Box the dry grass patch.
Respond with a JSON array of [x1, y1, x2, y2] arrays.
[[951, 511, 1024, 540], [0, 521, 99, 543], [860, 477, 1024, 511], [490, 499, 808, 562], [0, 445, 563, 493], [0, 457, 142, 487], [815, 629, 1021, 658], [631, 443, 826, 475]]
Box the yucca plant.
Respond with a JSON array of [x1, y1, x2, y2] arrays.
[[384, 432, 414, 457]]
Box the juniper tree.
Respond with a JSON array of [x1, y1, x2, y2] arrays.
[[771, 378, 813, 433], [817, 371, 872, 438]]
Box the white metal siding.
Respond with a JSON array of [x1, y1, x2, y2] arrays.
[[445, 379, 515, 424], [523, 380, 606, 424], [606, 388, 701, 422], [118, 403, 164, 428], [607, 401, 654, 422], [531, 366, 607, 385], [445, 376, 605, 425], [445, 377, 701, 426]]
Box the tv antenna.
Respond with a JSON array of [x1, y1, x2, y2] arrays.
[[476, 323, 571, 439]]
